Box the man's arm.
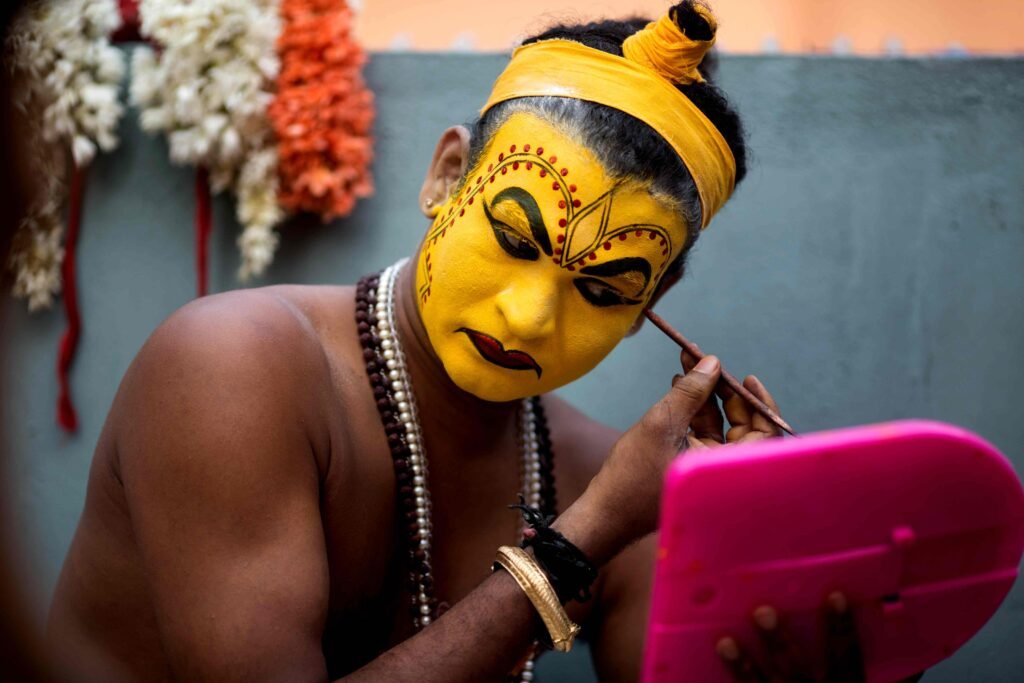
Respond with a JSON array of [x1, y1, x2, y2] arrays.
[[114, 293, 548, 682], [114, 292, 722, 682], [115, 293, 333, 681]]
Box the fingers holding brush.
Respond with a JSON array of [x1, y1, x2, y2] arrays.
[[725, 375, 782, 443], [681, 349, 726, 446], [644, 309, 797, 436]]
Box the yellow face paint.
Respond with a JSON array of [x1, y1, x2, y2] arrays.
[[415, 112, 689, 402]]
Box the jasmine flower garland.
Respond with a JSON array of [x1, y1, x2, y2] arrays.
[[5, 0, 125, 310], [130, 0, 284, 280]]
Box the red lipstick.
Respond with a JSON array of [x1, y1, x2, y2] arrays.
[[457, 328, 542, 378]]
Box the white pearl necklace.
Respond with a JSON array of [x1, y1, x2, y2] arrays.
[[374, 262, 542, 680]]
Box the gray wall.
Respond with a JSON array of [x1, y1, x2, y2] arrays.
[[3, 54, 1023, 681]]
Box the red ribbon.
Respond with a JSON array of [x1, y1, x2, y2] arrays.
[[54, 0, 147, 432], [57, 167, 86, 433], [195, 167, 212, 297], [110, 0, 141, 43]]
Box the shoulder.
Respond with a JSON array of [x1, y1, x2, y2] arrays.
[[137, 285, 330, 361], [112, 285, 350, 476], [541, 394, 622, 512]]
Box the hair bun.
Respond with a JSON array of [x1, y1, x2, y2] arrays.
[[621, 1, 718, 86], [670, 1, 716, 42]]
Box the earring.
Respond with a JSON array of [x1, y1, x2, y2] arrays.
[[424, 197, 441, 218]]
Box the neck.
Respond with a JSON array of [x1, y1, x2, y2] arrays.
[[390, 256, 521, 455]]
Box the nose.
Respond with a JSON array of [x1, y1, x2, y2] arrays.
[[494, 276, 558, 342]]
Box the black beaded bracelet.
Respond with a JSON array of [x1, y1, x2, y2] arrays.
[[510, 496, 598, 604]]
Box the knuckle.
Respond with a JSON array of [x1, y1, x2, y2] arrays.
[[671, 375, 714, 404], [638, 401, 687, 449]]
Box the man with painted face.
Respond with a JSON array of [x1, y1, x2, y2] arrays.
[[47, 3, 892, 682]]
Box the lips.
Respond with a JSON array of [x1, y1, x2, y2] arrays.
[[457, 328, 542, 378]]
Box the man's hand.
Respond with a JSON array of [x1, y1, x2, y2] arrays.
[[681, 348, 783, 449], [559, 352, 722, 561], [717, 593, 926, 683]]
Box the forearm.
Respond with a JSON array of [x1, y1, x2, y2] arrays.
[[341, 568, 538, 683], [341, 497, 615, 683]]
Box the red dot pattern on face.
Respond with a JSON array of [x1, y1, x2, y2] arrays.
[[510, 145, 516, 153], [549, 156, 557, 164], [539, 169, 547, 178], [502, 167, 508, 175], [618, 233, 627, 241], [536, 147, 544, 155], [588, 253, 597, 261], [526, 162, 533, 170], [569, 184, 577, 193], [552, 182, 559, 191], [603, 242, 612, 250], [572, 199, 581, 208], [468, 197, 474, 204], [499, 153, 505, 161], [558, 200, 566, 209], [524, 144, 531, 152], [561, 168, 569, 177], [513, 162, 519, 170], [558, 219, 567, 228], [488, 163, 493, 172], [556, 234, 565, 243]]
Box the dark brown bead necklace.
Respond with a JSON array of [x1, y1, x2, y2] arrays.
[[356, 264, 557, 664]]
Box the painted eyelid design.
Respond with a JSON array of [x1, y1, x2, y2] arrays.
[[573, 277, 642, 307], [489, 187, 553, 256], [484, 201, 540, 260]]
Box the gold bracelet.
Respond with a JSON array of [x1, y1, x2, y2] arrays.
[[494, 545, 581, 653]]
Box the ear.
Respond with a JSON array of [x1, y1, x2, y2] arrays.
[[626, 269, 682, 337], [419, 126, 472, 218]]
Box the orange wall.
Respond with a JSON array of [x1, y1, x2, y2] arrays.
[[354, 0, 1024, 55]]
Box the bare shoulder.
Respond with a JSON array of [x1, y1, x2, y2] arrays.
[[541, 394, 622, 511], [96, 286, 352, 680], [112, 285, 351, 475]]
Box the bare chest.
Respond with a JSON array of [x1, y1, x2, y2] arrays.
[[316, 422, 535, 675]]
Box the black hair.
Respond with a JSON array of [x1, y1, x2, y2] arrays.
[[466, 1, 748, 285]]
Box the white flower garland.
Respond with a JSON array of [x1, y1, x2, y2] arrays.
[[130, 0, 284, 280], [6, 0, 125, 310]]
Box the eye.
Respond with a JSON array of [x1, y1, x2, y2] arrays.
[[573, 277, 641, 308], [485, 203, 539, 260], [492, 225, 540, 260]]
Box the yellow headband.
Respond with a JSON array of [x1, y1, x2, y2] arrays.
[[481, 8, 736, 230]]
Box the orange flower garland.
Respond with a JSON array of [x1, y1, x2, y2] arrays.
[[271, 0, 375, 219]]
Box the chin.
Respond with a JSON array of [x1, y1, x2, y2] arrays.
[[445, 361, 538, 403]]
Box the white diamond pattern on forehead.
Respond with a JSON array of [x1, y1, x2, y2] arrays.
[[561, 190, 612, 264]]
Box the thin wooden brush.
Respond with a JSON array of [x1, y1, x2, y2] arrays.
[[644, 309, 797, 437]]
